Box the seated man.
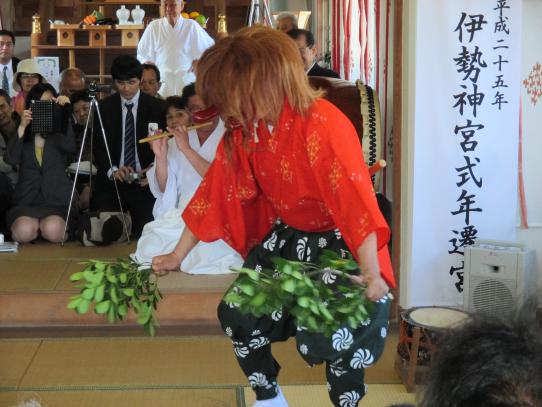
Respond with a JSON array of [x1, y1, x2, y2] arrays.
[[59, 67, 86, 97], [68, 90, 92, 210], [132, 85, 242, 274], [140, 64, 163, 99], [92, 55, 166, 238], [275, 12, 298, 33], [287, 29, 340, 78]]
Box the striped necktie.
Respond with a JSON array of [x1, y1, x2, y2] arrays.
[[2, 66, 9, 96], [124, 102, 136, 169]]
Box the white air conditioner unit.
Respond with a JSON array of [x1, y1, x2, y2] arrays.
[[463, 240, 537, 316]]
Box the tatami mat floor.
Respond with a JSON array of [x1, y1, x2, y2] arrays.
[[1, 242, 413, 406], [0, 334, 409, 406]]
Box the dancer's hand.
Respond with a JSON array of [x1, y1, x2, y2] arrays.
[[152, 251, 181, 275], [168, 125, 190, 153], [350, 274, 389, 302]]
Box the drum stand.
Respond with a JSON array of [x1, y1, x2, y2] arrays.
[[247, 0, 273, 26], [62, 92, 130, 245]]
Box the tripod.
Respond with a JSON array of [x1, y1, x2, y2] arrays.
[[62, 90, 131, 245], [248, 0, 273, 26]]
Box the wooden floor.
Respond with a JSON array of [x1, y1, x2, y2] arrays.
[[0, 241, 237, 336]]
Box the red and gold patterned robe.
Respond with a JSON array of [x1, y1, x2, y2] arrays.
[[183, 99, 395, 287]]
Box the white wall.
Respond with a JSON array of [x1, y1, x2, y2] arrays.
[[517, 0, 542, 286], [399, 0, 535, 307]]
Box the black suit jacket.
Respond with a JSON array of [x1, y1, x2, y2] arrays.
[[11, 57, 20, 72], [5, 126, 76, 207], [308, 63, 340, 79], [94, 92, 166, 177]]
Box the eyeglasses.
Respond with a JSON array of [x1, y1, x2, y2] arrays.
[[20, 74, 40, 80], [0, 41, 13, 48]]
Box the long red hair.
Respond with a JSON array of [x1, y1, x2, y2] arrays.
[[196, 26, 322, 134]]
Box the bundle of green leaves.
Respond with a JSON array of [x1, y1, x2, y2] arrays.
[[223, 250, 373, 337], [68, 260, 161, 336]]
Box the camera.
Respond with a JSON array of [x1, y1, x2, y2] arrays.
[[87, 82, 112, 94], [125, 172, 139, 183], [125, 171, 146, 184]]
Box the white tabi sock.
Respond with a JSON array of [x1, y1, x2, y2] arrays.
[[252, 386, 289, 407]]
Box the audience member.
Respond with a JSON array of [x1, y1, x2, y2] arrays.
[[419, 298, 542, 407], [287, 29, 340, 78], [275, 12, 298, 33], [140, 64, 162, 99], [0, 29, 19, 97], [59, 67, 86, 97], [132, 88, 242, 273], [69, 90, 92, 210], [92, 55, 166, 238], [12, 59, 46, 116], [5, 83, 76, 243], [0, 89, 18, 235], [137, 0, 214, 97]]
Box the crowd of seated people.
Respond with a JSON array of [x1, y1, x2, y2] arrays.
[[0, 25, 335, 265]]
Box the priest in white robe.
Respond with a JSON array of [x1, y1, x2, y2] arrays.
[[132, 96, 242, 274], [137, 0, 214, 97]]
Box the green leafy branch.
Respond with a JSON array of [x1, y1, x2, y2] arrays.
[[67, 260, 162, 336], [224, 250, 373, 337]]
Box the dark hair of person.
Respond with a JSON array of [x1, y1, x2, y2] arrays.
[[24, 83, 58, 109], [141, 63, 161, 83], [0, 29, 15, 45], [70, 90, 91, 105], [164, 96, 185, 112], [110, 55, 143, 81], [419, 298, 542, 407], [286, 28, 315, 48], [0, 89, 11, 105], [180, 83, 196, 107]]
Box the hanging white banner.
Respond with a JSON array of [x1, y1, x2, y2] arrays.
[[408, 0, 522, 306]]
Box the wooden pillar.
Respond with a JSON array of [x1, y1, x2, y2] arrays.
[[69, 49, 76, 68], [38, 0, 54, 35], [99, 48, 105, 79]]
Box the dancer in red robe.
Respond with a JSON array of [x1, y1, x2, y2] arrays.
[[153, 26, 394, 407]]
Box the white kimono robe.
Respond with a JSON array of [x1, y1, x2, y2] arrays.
[[132, 120, 243, 274], [137, 17, 214, 97]]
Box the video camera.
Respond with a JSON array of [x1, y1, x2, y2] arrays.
[[87, 81, 113, 95]]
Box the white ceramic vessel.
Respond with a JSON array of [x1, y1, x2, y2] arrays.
[[116, 5, 130, 25], [131, 5, 146, 25]]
